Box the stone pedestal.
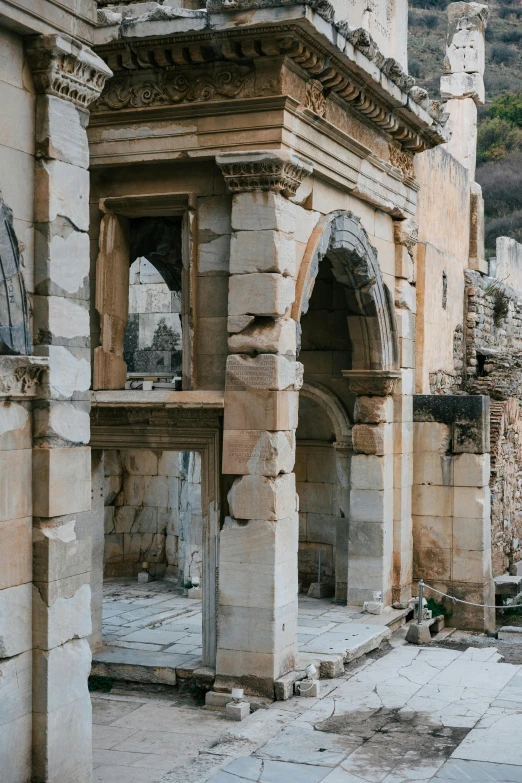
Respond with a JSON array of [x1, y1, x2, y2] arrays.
[[216, 151, 311, 697], [26, 34, 111, 783]]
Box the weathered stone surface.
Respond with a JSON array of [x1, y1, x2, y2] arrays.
[[226, 354, 302, 391], [0, 449, 32, 522], [355, 396, 394, 424], [224, 389, 299, 431], [33, 638, 91, 714], [33, 446, 91, 517], [33, 582, 92, 650], [228, 273, 295, 317], [34, 222, 90, 298], [352, 424, 392, 455], [35, 159, 89, 231], [35, 94, 89, 168], [228, 318, 297, 357], [228, 474, 297, 520], [32, 694, 92, 783], [231, 190, 296, 233], [230, 230, 296, 276], [0, 516, 31, 589], [222, 429, 295, 476], [0, 650, 32, 727], [0, 583, 32, 657], [33, 400, 90, 445]]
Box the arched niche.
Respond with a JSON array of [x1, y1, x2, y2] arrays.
[[292, 210, 398, 372], [299, 380, 352, 450], [0, 198, 30, 355]]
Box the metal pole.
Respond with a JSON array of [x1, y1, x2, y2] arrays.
[[318, 550, 322, 583], [418, 579, 424, 625]]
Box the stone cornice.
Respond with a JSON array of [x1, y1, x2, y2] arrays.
[[215, 150, 313, 195], [92, 10, 448, 153], [26, 33, 112, 109]]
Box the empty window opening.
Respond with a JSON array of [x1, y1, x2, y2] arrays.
[[442, 271, 448, 309], [124, 217, 183, 388]]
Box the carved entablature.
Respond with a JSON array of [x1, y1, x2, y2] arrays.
[[215, 150, 313, 195], [0, 356, 48, 398], [393, 217, 419, 250], [342, 369, 401, 396], [26, 34, 112, 109], [92, 9, 448, 154]]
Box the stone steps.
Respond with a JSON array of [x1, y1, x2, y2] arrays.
[[91, 647, 205, 687]]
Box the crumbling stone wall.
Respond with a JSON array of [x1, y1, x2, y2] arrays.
[[490, 399, 522, 576], [103, 449, 202, 581]]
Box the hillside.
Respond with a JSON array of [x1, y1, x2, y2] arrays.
[[408, 0, 522, 254]]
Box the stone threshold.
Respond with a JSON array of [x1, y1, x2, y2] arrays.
[[91, 389, 224, 408]]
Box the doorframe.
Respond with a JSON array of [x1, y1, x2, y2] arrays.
[[90, 403, 222, 667]]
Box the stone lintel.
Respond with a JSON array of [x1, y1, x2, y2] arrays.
[[26, 34, 112, 110], [0, 356, 49, 399], [413, 394, 490, 454], [216, 150, 313, 197], [342, 370, 401, 396]]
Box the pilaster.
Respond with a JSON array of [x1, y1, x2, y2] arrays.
[[216, 150, 311, 697], [26, 34, 111, 783]]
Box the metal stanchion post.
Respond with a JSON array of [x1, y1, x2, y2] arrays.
[[418, 579, 424, 624]]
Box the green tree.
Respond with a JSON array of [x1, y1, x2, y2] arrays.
[[477, 116, 522, 163]]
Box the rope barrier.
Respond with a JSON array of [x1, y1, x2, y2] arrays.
[[422, 581, 520, 611]]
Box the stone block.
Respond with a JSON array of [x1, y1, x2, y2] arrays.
[[413, 484, 453, 517], [121, 449, 158, 476], [218, 601, 297, 655], [35, 94, 89, 168], [33, 581, 92, 650], [228, 474, 296, 521], [228, 317, 297, 357], [297, 482, 333, 514], [231, 230, 296, 276], [0, 516, 31, 589], [228, 315, 255, 333], [198, 234, 231, 274], [35, 159, 89, 231], [453, 516, 490, 551], [413, 422, 451, 453], [306, 513, 337, 546], [33, 295, 90, 347], [198, 193, 232, 235], [355, 396, 393, 424], [224, 389, 298, 431], [440, 72, 485, 104], [0, 713, 31, 783], [33, 638, 91, 714], [453, 453, 489, 487], [307, 581, 334, 598], [33, 521, 91, 583], [413, 452, 453, 487], [352, 423, 392, 455], [33, 400, 90, 446], [350, 489, 392, 524], [405, 622, 432, 645], [220, 515, 298, 567], [412, 546, 451, 581], [205, 691, 231, 710], [452, 548, 490, 583], [348, 520, 385, 556], [0, 651, 32, 728], [32, 694, 92, 783], [274, 670, 303, 700], [0, 449, 32, 523], [36, 345, 91, 401], [33, 446, 91, 517], [412, 515, 452, 550], [351, 455, 393, 490], [226, 354, 302, 391], [0, 583, 32, 658], [231, 190, 296, 233], [228, 273, 295, 317], [222, 429, 295, 476], [453, 486, 489, 520], [0, 401, 31, 451]]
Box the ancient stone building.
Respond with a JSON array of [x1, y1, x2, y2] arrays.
[[0, 0, 509, 779]]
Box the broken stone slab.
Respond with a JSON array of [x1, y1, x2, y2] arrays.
[[495, 575, 522, 597], [222, 429, 295, 476], [226, 353, 303, 392], [228, 317, 298, 357], [498, 626, 522, 643], [91, 647, 201, 685], [297, 652, 344, 679], [308, 582, 334, 599], [205, 691, 231, 710], [227, 473, 297, 521], [228, 273, 295, 317], [274, 669, 304, 700]]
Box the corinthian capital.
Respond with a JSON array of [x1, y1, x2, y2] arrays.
[[216, 150, 313, 196], [26, 34, 112, 110]]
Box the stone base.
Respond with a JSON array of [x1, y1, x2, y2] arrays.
[[226, 701, 250, 721], [137, 571, 154, 583], [213, 673, 276, 700], [308, 582, 334, 599], [405, 622, 433, 645], [187, 586, 202, 599], [296, 679, 320, 697]]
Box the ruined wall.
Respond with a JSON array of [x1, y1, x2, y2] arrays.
[[490, 399, 522, 577], [103, 449, 202, 582]]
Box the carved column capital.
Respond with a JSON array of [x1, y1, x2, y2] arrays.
[[26, 34, 112, 110], [393, 218, 419, 250], [215, 149, 313, 196]]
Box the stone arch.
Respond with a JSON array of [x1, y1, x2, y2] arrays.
[[292, 210, 398, 371], [299, 380, 352, 450], [0, 197, 30, 355]]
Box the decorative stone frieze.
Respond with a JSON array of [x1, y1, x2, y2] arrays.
[[216, 150, 313, 196], [0, 356, 48, 398], [389, 146, 415, 180], [26, 34, 112, 109], [342, 369, 401, 396], [305, 79, 326, 117], [393, 217, 419, 250], [206, 0, 335, 23]]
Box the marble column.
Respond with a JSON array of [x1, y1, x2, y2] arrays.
[[26, 34, 111, 783], [215, 150, 312, 697]]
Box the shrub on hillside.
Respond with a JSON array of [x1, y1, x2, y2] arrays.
[[488, 90, 522, 125], [484, 210, 522, 251], [419, 11, 440, 27], [477, 152, 522, 218], [409, 60, 423, 78], [500, 29, 522, 44], [491, 43, 517, 64], [477, 117, 522, 163], [409, 0, 448, 9]]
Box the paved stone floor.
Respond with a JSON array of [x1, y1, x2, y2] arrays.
[[92, 595, 522, 783]]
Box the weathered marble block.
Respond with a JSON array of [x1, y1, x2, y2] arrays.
[[352, 423, 392, 455], [231, 190, 296, 233], [228, 474, 297, 520], [33, 638, 91, 714], [0, 583, 32, 658], [224, 389, 299, 431], [33, 446, 91, 517], [33, 581, 92, 651], [0, 517, 31, 589], [35, 159, 90, 231], [32, 694, 92, 783], [228, 273, 295, 317], [230, 230, 296, 276], [226, 354, 303, 391], [34, 222, 90, 299], [222, 429, 295, 476], [228, 318, 298, 357], [35, 345, 91, 401], [36, 94, 89, 168], [33, 401, 90, 445]]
